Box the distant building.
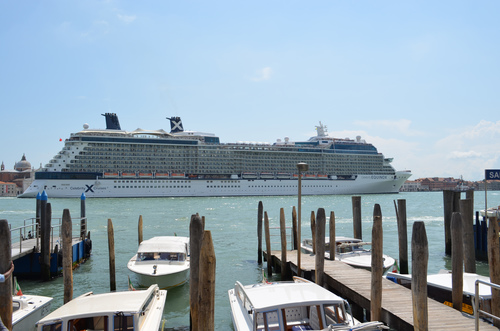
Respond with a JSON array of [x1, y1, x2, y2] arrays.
[[400, 177, 478, 192], [477, 180, 500, 191], [400, 180, 422, 192], [0, 154, 38, 197]]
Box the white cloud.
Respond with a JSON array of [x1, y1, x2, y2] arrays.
[[117, 14, 136, 24], [251, 67, 272, 81]]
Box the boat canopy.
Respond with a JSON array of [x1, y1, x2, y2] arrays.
[[137, 236, 189, 254], [240, 281, 344, 311], [37, 285, 158, 322]]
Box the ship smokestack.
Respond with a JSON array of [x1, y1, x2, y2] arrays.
[[167, 117, 184, 133], [102, 113, 121, 130]]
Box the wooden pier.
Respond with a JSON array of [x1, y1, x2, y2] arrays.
[[265, 250, 498, 330]]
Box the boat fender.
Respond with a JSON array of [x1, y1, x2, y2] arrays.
[[84, 238, 92, 257]]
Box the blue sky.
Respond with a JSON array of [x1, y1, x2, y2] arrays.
[[1, 1, 499, 181]]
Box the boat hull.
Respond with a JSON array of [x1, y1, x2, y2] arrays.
[[19, 172, 411, 198], [128, 265, 190, 289], [13, 295, 52, 331]]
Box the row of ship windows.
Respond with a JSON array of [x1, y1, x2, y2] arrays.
[[111, 184, 338, 189], [114, 185, 191, 189]]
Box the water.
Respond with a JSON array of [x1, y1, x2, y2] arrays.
[[0, 191, 496, 330]]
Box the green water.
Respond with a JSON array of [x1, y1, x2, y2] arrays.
[[1, 191, 495, 329]]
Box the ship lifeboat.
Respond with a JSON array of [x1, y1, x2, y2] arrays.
[[277, 173, 291, 179], [260, 172, 274, 179], [139, 173, 153, 178], [121, 172, 137, 178], [103, 172, 119, 178], [317, 174, 328, 179], [155, 173, 169, 178], [305, 174, 317, 179], [171, 173, 186, 178], [242, 172, 257, 179]]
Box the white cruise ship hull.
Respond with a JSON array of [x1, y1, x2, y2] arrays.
[[19, 172, 411, 198]]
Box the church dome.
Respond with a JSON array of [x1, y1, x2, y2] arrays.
[[15, 154, 32, 171]]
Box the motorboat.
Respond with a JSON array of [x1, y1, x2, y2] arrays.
[[127, 236, 190, 289], [12, 294, 52, 331], [36, 284, 166, 331], [386, 270, 492, 316], [301, 236, 396, 273], [479, 207, 500, 218], [228, 276, 388, 331]]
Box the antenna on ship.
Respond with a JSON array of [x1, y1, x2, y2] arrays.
[[167, 117, 184, 133], [102, 113, 121, 130]]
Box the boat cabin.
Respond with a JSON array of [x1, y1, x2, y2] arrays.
[[36, 284, 166, 331], [231, 279, 353, 331]]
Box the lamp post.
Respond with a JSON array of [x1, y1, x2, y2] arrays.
[[296, 162, 308, 277]]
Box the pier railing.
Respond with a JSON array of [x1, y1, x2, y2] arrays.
[[474, 279, 500, 330], [10, 217, 87, 255]]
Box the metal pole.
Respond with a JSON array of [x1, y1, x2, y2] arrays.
[[297, 171, 302, 277]]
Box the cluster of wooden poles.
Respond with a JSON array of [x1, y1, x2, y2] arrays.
[[256, 193, 500, 329]]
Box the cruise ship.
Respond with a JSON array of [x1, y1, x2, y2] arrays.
[[18, 113, 411, 198]]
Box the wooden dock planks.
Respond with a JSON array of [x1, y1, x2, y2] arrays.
[[266, 250, 498, 330]]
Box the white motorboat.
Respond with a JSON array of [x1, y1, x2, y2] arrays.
[[12, 294, 52, 331], [127, 236, 190, 289], [479, 207, 500, 218], [228, 276, 388, 331], [36, 284, 166, 331], [386, 270, 492, 316], [301, 236, 396, 273]]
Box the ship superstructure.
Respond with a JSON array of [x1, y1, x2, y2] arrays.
[[19, 113, 411, 198]]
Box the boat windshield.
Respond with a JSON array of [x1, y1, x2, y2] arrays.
[[324, 303, 349, 326], [40, 322, 62, 331], [66, 315, 109, 331], [138, 252, 186, 262]]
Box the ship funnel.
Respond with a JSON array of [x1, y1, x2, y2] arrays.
[[167, 116, 184, 133], [101, 113, 121, 130]]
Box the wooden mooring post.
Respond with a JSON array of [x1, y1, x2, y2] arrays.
[[198, 230, 215, 331], [107, 219, 116, 292], [395, 199, 409, 274], [264, 212, 272, 277], [315, 208, 325, 287], [0, 219, 13, 330], [370, 204, 383, 322], [411, 221, 428, 330], [443, 190, 460, 255], [280, 208, 288, 280], [451, 212, 464, 312], [190, 214, 215, 331], [258, 201, 263, 264], [292, 206, 298, 250], [487, 217, 500, 328], [62, 209, 73, 304], [329, 211, 335, 261], [352, 196, 362, 240], [459, 198, 476, 273], [190, 214, 204, 331], [310, 211, 316, 254]]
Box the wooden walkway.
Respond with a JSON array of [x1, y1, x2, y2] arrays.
[[11, 237, 81, 260], [266, 250, 498, 331]]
